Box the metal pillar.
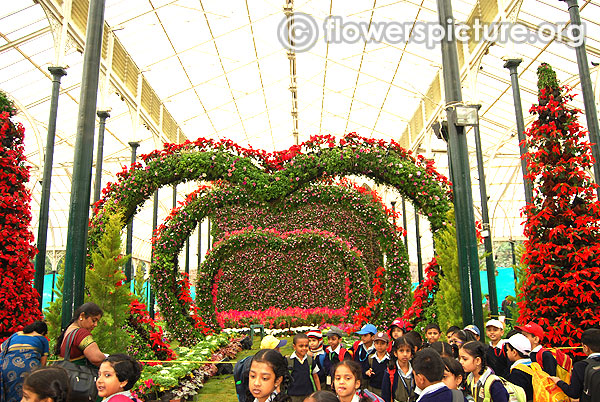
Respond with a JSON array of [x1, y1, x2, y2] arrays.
[[472, 107, 499, 316], [562, 0, 600, 198], [197, 224, 202, 268], [415, 210, 423, 283], [61, 0, 106, 328], [34, 66, 67, 309], [503, 59, 534, 205], [436, 0, 484, 330], [185, 238, 190, 275], [125, 142, 139, 283], [150, 189, 158, 318], [92, 110, 110, 204], [51, 268, 57, 303], [207, 218, 211, 251], [401, 198, 408, 250], [510, 240, 516, 267]]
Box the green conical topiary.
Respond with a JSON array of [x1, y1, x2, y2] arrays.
[[86, 212, 133, 354], [435, 210, 463, 333]]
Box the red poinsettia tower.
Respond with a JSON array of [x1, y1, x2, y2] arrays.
[[520, 64, 600, 348], [0, 92, 42, 340]]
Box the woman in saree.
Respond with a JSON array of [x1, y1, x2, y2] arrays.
[[56, 302, 106, 367], [0, 321, 49, 402]]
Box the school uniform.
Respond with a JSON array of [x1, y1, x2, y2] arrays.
[[287, 352, 319, 402], [529, 345, 557, 376], [381, 362, 416, 402], [466, 368, 509, 402], [556, 352, 600, 399], [416, 383, 454, 402], [507, 358, 533, 402], [355, 342, 376, 387], [312, 349, 331, 387], [367, 352, 390, 395], [486, 340, 510, 379]]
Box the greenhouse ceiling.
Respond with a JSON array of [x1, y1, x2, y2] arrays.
[[2, 0, 600, 269]]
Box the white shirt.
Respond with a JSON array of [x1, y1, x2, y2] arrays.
[[289, 351, 320, 374], [532, 345, 542, 353], [489, 339, 506, 349], [253, 391, 277, 402], [416, 382, 449, 402], [397, 361, 413, 378], [357, 341, 376, 354], [327, 344, 342, 355], [510, 358, 531, 371], [589, 352, 600, 359], [374, 352, 390, 363]]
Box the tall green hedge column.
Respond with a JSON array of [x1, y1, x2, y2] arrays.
[[436, 0, 484, 330], [61, 0, 106, 328]]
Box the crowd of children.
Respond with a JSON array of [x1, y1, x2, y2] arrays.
[[241, 319, 600, 402]]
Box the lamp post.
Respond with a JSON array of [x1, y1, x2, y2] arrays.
[[62, 0, 107, 329], [401, 198, 408, 250], [415, 210, 423, 283], [93, 110, 110, 204], [436, 0, 484, 331], [503, 59, 533, 205], [561, 0, 600, 198], [34, 66, 67, 309], [463, 104, 499, 316]]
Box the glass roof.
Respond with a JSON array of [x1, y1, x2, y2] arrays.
[[2, 0, 600, 272]]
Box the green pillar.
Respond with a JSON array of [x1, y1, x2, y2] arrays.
[[61, 0, 106, 328], [149, 189, 158, 319], [125, 141, 139, 283], [436, 0, 484, 330], [401, 198, 408, 250], [92, 110, 110, 204], [415, 210, 423, 283], [472, 106, 499, 316], [34, 66, 67, 309]]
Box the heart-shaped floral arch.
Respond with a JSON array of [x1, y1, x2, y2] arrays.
[[89, 133, 452, 343], [152, 181, 409, 341]]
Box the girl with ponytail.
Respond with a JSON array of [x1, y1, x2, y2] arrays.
[[22, 366, 70, 402], [245, 349, 291, 402], [459, 341, 508, 402], [55, 302, 105, 368], [333, 360, 379, 402]]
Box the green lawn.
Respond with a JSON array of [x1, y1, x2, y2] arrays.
[[194, 336, 295, 402]]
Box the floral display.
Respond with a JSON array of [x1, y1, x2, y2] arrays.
[[216, 306, 347, 329], [88, 133, 452, 343], [0, 94, 42, 340], [134, 333, 240, 400], [401, 258, 440, 326], [128, 299, 176, 361], [520, 63, 600, 350], [196, 228, 371, 329], [350, 266, 386, 331]]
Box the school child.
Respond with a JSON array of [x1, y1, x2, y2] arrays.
[[381, 337, 418, 402], [515, 322, 557, 376], [387, 318, 411, 353], [404, 331, 423, 354], [464, 326, 481, 342], [247, 348, 292, 402], [413, 349, 462, 402], [485, 320, 509, 379], [354, 324, 377, 387], [459, 341, 509, 402], [96, 354, 142, 402], [308, 330, 330, 392], [505, 334, 533, 402], [325, 326, 352, 389], [304, 390, 339, 402], [551, 328, 600, 400], [442, 356, 466, 392], [449, 330, 476, 350], [424, 324, 442, 346], [333, 360, 382, 402], [446, 326, 461, 341], [287, 333, 321, 402], [430, 342, 456, 359], [365, 331, 390, 396]]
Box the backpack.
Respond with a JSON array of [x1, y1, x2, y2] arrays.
[[536, 347, 573, 383], [582, 358, 600, 402], [234, 355, 253, 402], [483, 374, 527, 402], [529, 362, 569, 402], [361, 388, 385, 402], [287, 355, 316, 391]]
